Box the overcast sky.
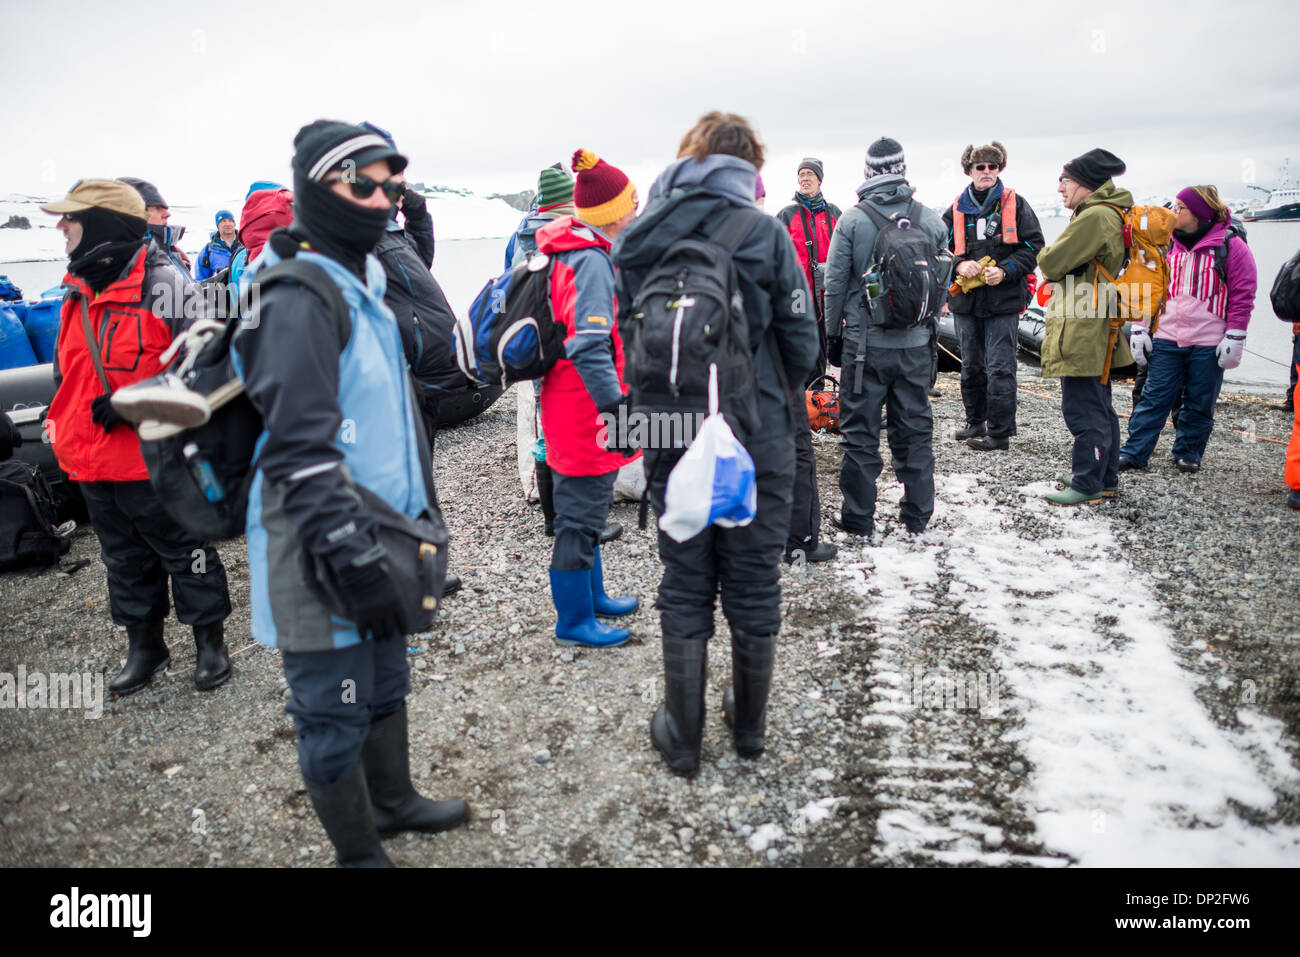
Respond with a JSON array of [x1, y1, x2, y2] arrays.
[[4, 0, 1298, 213]]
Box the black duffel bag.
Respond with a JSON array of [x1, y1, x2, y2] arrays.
[[300, 481, 449, 636]]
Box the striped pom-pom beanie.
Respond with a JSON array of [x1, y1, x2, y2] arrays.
[[571, 149, 636, 227], [537, 165, 575, 214]]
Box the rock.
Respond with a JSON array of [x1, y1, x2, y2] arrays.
[[534, 749, 551, 765]]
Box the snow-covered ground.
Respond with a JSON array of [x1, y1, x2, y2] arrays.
[[837, 474, 1300, 867], [0, 186, 522, 265]]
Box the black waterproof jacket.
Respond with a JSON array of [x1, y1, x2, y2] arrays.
[[612, 188, 820, 440], [374, 225, 466, 402]]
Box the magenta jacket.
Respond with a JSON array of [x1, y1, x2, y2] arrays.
[[1146, 221, 1257, 347]]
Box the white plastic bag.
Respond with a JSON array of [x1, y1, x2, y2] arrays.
[[659, 365, 757, 543]]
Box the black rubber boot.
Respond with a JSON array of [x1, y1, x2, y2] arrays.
[[650, 634, 708, 776], [109, 620, 169, 697], [192, 621, 230, 691], [599, 522, 623, 544], [537, 463, 556, 536], [721, 629, 777, 758], [363, 706, 468, 837], [442, 572, 462, 597], [303, 764, 393, 868]]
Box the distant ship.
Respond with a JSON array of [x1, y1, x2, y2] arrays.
[[1241, 160, 1300, 222]]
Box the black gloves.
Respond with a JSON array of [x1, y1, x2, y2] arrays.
[[329, 546, 405, 641], [598, 395, 638, 458], [91, 394, 129, 434], [826, 335, 844, 369], [401, 187, 428, 220], [0, 411, 21, 461]]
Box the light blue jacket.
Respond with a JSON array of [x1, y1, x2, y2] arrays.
[[234, 246, 430, 651]]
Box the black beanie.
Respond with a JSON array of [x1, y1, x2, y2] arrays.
[[289, 120, 409, 277], [1062, 148, 1126, 190], [292, 120, 407, 184], [119, 176, 167, 209]]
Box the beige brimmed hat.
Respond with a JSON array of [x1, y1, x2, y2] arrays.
[[40, 179, 147, 219]]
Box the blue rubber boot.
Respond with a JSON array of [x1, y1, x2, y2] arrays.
[[591, 545, 638, 618], [550, 568, 630, 648]]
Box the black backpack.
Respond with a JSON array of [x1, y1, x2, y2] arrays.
[[1270, 247, 1300, 321], [1211, 218, 1249, 285], [138, 250, 350, 542], [623, 207, 768, 439], [857, 199, 953, 330], [0, 459, 73, 571]]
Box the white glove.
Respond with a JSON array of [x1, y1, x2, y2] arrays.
[[1129, 327, 1152, 367], [1216, 330, 1246, 369]]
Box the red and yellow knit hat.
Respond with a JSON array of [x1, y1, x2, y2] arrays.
[[572, 149, 636, 227]]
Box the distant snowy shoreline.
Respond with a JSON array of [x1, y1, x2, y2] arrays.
[[0, 187, 523, 264]]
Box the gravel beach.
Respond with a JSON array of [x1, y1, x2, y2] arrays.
[[2, 367, 1298, 868]]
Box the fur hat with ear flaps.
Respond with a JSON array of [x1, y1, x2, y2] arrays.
[[961, 141, 1007, 174]]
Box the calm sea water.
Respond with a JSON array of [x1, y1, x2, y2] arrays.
[[6, 224, 1298, 391]]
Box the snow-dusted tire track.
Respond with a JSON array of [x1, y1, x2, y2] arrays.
[[837, 474, 1300, 866]]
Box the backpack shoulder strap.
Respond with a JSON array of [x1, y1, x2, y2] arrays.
[[709, 207, 764, 253], [247, 259, 353, 350], [856, 198, 892, 231]]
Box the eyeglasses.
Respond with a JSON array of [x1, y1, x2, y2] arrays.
[[324, 173, 403, 203], [973, 164, 1001, 172], [1171, 202, 1187, 212]]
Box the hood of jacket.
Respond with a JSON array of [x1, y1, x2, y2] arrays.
[[855, 173, 914, 206], [646, 155, 757, 209]]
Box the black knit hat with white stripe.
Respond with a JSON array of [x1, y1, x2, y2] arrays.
[[289, 120, 408, 276], [864, 137, 906, 179], [292, 120, 408, 182]]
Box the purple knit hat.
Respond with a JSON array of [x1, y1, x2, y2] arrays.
[[1176, 187, 1215, 223], [755, 173, 766, 201]]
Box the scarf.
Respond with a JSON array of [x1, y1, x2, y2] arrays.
[[956, 179, 1005, 216], [796, 191, 827, 214], [1173, 218, 1214, 251]]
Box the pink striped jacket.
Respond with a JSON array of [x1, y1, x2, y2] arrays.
[[1148, 221, 1257, 347]]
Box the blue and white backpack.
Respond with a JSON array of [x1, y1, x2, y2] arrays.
[[453, 253, 567, 388]]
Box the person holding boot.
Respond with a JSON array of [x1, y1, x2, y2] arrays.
[[943, 141, 1044, 451], [613, 112, 820, 775], [535, 149, 642, 649], [232, 121, 467, 867], [40, 179, 232, 696]]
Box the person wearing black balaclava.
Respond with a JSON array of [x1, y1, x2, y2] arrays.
[[40, 178, 232, 696], [233, 121, 467, 867]]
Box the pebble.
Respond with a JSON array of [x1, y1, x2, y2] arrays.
[[534, 750, 551, 765]]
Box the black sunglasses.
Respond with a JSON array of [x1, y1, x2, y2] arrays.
[[324, 173, 403, 203], [973, 164, 1001, 172]]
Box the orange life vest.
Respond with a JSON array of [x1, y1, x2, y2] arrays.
[[951, 188, 1018, 256]]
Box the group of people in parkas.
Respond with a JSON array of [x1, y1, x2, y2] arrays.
[[29, 106, 1293, 868]]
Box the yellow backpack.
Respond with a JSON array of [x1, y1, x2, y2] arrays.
[[1094, 202, 1176, 328], [1093, 203, 1175, 383]]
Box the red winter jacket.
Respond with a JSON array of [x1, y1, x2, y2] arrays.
[[48, 243, 190, 482], [535, 217, 639, 477], [776, 195, 841, 292]]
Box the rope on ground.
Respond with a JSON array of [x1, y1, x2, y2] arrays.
[[1243, 346, 1292, 368]]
